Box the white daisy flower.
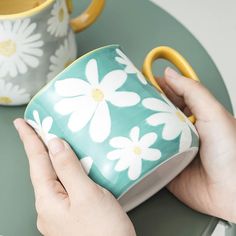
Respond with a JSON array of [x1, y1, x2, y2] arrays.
[[142, 94, 198, 152], [27, 110, 56, 144], [47, 31, 77, 81], [47, 0, 69, 37], [0, 80, 30, 105], [115, 48, 147, 85], [81, 156, 93, 174], [107, 126, 161, 180], [0, 19, 44, 78], [54, 59, 140, 143]]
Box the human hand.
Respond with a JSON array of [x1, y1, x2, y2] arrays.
[[158, 68, 236, 223], [14, 119, 136, 236]]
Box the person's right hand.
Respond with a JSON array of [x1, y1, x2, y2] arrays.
[[158, 68, 236, 223]]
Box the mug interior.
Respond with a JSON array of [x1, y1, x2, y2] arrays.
[[118, 147, 198, 212], [0, 0, 47, 15]]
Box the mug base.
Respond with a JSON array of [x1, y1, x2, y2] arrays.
[[118, 147, 198, 212]]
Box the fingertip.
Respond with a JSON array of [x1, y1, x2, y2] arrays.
[[165, 67, 181, 80]]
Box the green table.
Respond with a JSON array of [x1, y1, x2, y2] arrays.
[[0, 0, 234, 235]]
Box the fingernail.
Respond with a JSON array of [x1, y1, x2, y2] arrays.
[[165, 67, 180, 79], [13, 119, 20, 131], [48, 138, 66, 155]]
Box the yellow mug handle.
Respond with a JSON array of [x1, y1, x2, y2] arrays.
[[142, 46, 200, 123], [66, 0, 105, 33]]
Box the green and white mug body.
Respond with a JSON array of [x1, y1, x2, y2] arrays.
[[24, 45, 199, 211], [0, 0, 104, 106]]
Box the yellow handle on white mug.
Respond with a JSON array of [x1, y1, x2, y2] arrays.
[[66, 0, 105, 33], [142, 46, 200, 123]]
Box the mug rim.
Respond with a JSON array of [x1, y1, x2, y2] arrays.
[[25, 44, 120, 116], [0, 0, 54, 20]]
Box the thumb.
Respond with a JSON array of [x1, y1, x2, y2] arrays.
[[164, 67, 226, 121]]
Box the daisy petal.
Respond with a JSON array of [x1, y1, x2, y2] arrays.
[[186, 119, 199, 137], [142, 98, 172, 112], [81, 156, 93, 174], [33, 110, 40, 125], [67, 98, 97, 132], [109, 137, 132, 148], [100, 70, 127, 94], [54, 96, 95, 115], [107, 149, 123, 160], [115, 56, 126, 65], [137, 72, 148, 85], [179, 125, 192, 152], [108, 91, 140, 107], [42, 117, 53, 133], [86, 59, 99, 86], [129, 126, 140, 142], [142, 148, 161, 161], [89, 101, 111, 143], [115, 157, 130, 171], [27, 120, 39, 130], [139, 133, 157, 147], [55, 79, 90, 97], [128, 157, 142, 180]]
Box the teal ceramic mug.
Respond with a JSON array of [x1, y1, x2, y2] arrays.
[[24, 45, 199, 211]]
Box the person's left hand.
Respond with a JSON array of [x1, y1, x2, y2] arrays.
[[14, 118, 136, 236]]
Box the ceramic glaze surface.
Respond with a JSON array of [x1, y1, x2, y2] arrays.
[[24, 45, 199, 197]]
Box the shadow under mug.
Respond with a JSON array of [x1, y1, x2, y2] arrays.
[[24, 45, 200, 211], [0, 0, 105, 106]]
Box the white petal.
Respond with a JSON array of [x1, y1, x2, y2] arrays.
[[116, 48, 126, 58], [160, 94, 176, 109], [129, 126, 140, 142], [89, 102, 111, 143], [67, 98, 97, 132], [55, 96, 95, 115], [128, 158, 142, 180], [108, 91, 140, 107], [42, 117, 53, 133], [45, 133, 57, 143], [100, 70, 127, 94], [107, 149, 123, 160], [55, 79, 90, 97], [115, 157, 130, 171], [162, 117, 183, 140], [115, 56, 126, 65], [109, 137, 132, 149], [186, 118, 199, 137], [81, 156, 93, 174], [137, 71, 148, 85], [142, 148, 161, 161], [142, 98, 172, 112], [27, 120, 39, 130], [179, 125, 192, 152], [146, 113, 166, 126], [33, 110, 41, 125], [86, 59, 99, 86], [139, 133, 157, 148]]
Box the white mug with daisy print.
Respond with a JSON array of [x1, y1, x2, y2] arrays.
[[0, 0, 105, 106], [25, 45, 200, 211]]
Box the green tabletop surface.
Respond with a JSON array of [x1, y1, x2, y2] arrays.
[[0, 0, 234, 235]]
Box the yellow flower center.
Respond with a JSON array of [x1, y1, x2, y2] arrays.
[[133, 146, 142, 155], [92, 89, 104, 102], [0, 96, 13, 104], [58, 8, 64, 22], [64, 60, 73, 69], [176, 111, 185, 122], [0, 39, 16, 57]]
